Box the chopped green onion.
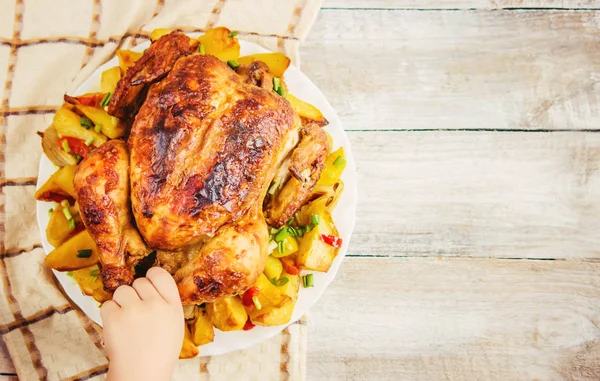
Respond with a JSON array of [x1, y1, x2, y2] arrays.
[[72, 154, 82, 162], [311, 214, 320, 226], [287, 217, 295, 225], [333, 155, 346, 168], [270, 227, 279, 235], [275, 85, 286, 97], [228, 30, 238, 38], [60, 200, 70, 208], [273, 77, 281, 92], [61, 140, 70, 153], [302, 274, 314, 288], [278, 240, 284, 255], [76, 249, 93, 258], [268, 240, 278, 253], [296, 226, 305, 236], [80, 117, 93, 129], [84, 136, 94, 146], [47, 208, 54, 217], [252, 296, 262, 310], [227, 60, 239, 69], [66, 271, 73, 278], [94, 124, 102, 133], [270, 277, 289, 287], [275, 228, 289, 243], [100, 92, 112, 107], [90, 268, 100, 277], [198, 44, 205, 54], [268, 181, 279, 195], [69, 218, 76, 230], [288, 226, 297, 238], [62, 206, 73, 221], [143, 48, 148, 53]]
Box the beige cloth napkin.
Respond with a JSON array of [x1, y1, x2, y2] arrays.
[[0, 0, 322, 379]]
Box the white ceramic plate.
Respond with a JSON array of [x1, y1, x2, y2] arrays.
[[36, 38, 358, 356]]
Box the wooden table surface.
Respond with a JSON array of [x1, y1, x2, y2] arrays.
[[3, 1, 600, 380]]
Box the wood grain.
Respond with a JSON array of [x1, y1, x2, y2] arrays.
[[308, 257, 600, 381], [347, 131, 600, 259], [323, 0, 600, 9], [301, 9, 600, 131]]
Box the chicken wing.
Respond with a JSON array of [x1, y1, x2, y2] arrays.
[[74, 139, 150, 291]]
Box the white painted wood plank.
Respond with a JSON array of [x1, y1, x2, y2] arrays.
[[324, 0, 600, 9], [302, 10, 600, 130], [0, 340, 15, 375], [308, 257, 600, 381], [348, 131, 600, 259]]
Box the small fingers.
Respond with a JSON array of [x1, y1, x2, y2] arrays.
[[132, 277, 161, 301], [112, 284, 141, 307], [100, 299, 120, 322], [145, 267, 181, 304]]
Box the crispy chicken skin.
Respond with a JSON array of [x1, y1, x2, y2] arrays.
[[128, 54, 300, 250], [74, 140, 150, 291], [74, 32, 330, 303]]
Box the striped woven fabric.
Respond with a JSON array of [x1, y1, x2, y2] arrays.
[[0, 0, 321, 379]]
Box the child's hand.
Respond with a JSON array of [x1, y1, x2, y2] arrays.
[[101, 267, 184, 381]]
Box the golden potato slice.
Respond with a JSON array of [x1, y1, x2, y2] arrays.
[[295, 211, 340, 272], [250, 273, 291, 310], [116, 50, 143, 74], [286, 93, 328, 127], [206, 296, 248, 331], [191, 308, 215, 346], [45, 230, 98, 271], [46, 206, 80, 247], [71, 265, 111, 303], [237, 53, 291, 77], [317, 147, 346, 186], [197, 26, 240, 62], [53, 106, 107, 146], [179, 324, 200, 359], [264, 255, 283, 281], [101, 67, 121, 94], [64, 95, 125, 139], [35, 165, 77, 202], [250, 272, 299, 326], [151, 28, 173, 42]]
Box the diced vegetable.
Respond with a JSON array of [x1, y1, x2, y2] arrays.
[[45, 230, 99, 271], [295, 210, 340, 272], [69, 93, 105, 107], [243, 317, 255, 331], [246, 274, 291, 314], [179, 325, 200, 359], [150, 28, 172, 42], [286, 93, 328, 127], [116, 50, 143, 74], [206, 296, 248, 331], [40, 125, 78, 167], [227, 60, 239, 69], [237, 53, 291, 77], [197, 27, 240, 62], [58, 137, 90, 159], [264, 255, 283, 280], [46, 206, 81, 247], [101, 66, 121, 94], [317, 147, 346, 186], [250, 272, 299, 326], [100, 92, 112, 107], [280, 257, 300, 275], [302, 273, 314, 288], [35, 165, 77, 202], [190, 308, 214, 346], [70, 265, 111, 303], [64, 95, 125, 139], [320, 234, 343, 248], [271, 235, 298, 258], [53, 106, 107, 147]]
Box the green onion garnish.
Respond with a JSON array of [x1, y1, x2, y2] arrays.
[[76, 249, 93, 258], [288, 226, 297, 237], [84, 136, 94, 146], [302, 274, 314, 288], [276, 85, 285, 97], [143, 48, 148, 54], [62, 207, 73, 221], [278, 240, 284, 254], [90, 268, 100, 277], [100, 92, 112, 107], [61, 140, 70, 153], [198, 44, 205, 54], [270, 227, 279, 235], [311, 214, 320, 226], [80, 117, 93, 129], [287, 217, 295, 225], [275, 228, 289, 242], [47, 208, 54, 217], [270, 277, 289, 287], [227, 60, 239, 69], [252, 296, 262, 310], [273, 77, 281, 92], [268, 181, 279, 195], [333, 155, 346, 168], [60, 200, 70, 208], [228, 30, 238, 38], [94, 124, 102, 133], [69, 218, 76, 230], [72, 154, 82, 162], [66, 271, 73, 278]]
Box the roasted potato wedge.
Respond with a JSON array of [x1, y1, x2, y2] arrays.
[[237, 53, 291, 77], [101, 67, 121, 94], [53, 106, 107, 146], [46, 205, 80, 247], [197, 26, 240, 62], [317, 147, 346, 186], [250, 273, 291, 310], [151, 28, 173, 42], [286, 93, 328, 127], [70, 265, 111, 303], [264, 255, 283, 281], [116, 50, 143, 74], [206, 296, 248, 331], [35, 165, 77, 202], [250, 272, 299, 326], [295, 210, 340, 272], [191, 308, 215, 346], [179, 324, 200, 359], [45, 230, 99, 271], [64, 95, 125, 139]]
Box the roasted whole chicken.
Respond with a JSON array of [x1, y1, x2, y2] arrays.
[[73, 32, 330, 305]]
